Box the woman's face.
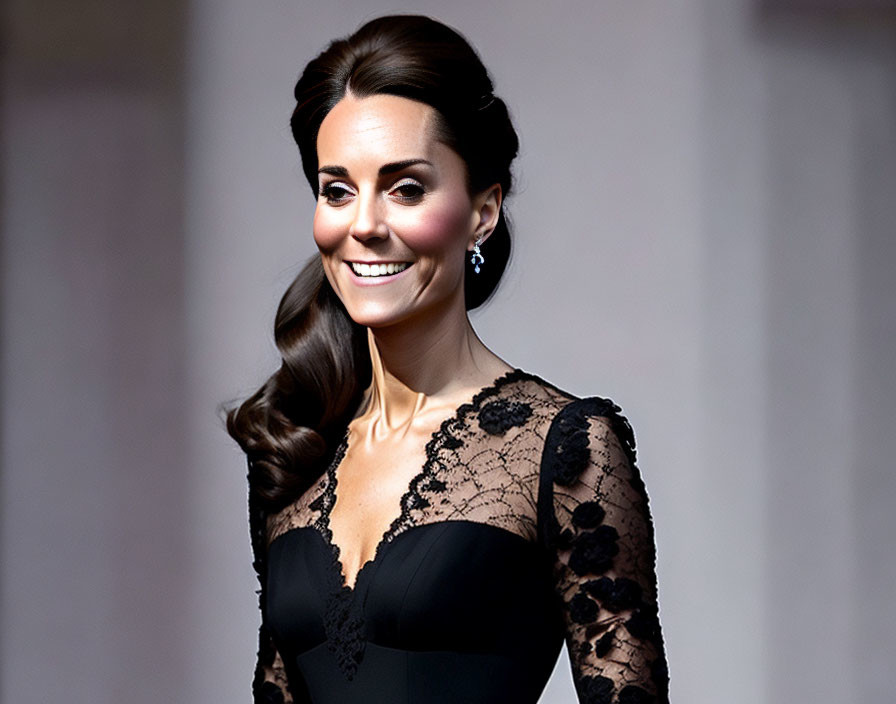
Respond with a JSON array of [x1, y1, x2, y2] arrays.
[[312, 93, 499, 329]]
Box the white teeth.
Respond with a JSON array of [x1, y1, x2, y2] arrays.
[[350, 262, 410, 277]]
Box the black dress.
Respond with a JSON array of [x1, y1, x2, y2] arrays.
[[247, 369, 669, 703]]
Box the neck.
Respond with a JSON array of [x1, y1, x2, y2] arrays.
[[356, 294, 510, 433]]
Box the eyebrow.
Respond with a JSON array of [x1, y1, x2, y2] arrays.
[[318, 159, 433, 178]]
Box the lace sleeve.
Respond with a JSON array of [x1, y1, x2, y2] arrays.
[[539, 398, 669, 704], [248, 462, 307, 704]]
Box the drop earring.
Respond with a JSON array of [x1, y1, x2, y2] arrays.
[[470, 237, 485, 274]]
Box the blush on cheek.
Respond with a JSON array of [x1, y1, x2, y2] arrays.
[[312, 207, 343, 251], [400, 197, 472, 252]]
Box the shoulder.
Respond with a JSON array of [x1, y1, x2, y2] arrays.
[[507, 373, 638, 487], [498, 369, 634, 439], [480, 368, 578, 425], [543, 395, 637, 475], [487, 369, 637, 466]]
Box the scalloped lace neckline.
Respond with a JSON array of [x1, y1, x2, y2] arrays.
[[319, 366, 529, 593]]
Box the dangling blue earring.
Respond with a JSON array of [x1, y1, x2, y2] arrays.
[[470, 237, 485, 274]]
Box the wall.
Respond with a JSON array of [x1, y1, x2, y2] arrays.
[[1, 1, 190, 702]]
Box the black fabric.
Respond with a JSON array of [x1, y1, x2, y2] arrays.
[[247, 369, 669, 703]]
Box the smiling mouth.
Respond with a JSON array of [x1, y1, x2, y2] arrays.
[[348, 261, 412, 278]]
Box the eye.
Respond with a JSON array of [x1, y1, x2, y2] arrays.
[[319, 182, 353, 204], [390, 179, 425, 203]]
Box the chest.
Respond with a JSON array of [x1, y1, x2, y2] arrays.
[[326, 426, 435, 588]]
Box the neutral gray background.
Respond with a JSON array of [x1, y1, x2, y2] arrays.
[[2, 1, 894, 703]]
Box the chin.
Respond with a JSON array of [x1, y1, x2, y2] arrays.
[[340, 303, 410, 330]]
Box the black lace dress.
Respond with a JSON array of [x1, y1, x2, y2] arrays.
[[247, 369, 669, 704]]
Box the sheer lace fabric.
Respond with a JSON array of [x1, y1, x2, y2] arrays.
[[542, 399, 668, 703], [247, 369, 668, 703]]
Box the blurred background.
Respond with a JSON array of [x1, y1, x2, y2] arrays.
[[2, 1, 894, 702]]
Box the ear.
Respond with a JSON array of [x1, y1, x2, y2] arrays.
[[467, 183, 503, 251]]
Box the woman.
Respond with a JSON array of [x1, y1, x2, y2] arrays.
[[227, 14, 669, 704]]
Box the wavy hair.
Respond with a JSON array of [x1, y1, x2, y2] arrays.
[[226, 15, 520, 512]]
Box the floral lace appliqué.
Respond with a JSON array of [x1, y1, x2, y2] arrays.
[[248, 373, 669, 702], [544, 397, 668, 703]]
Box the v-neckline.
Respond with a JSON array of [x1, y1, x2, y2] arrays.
[[318, 367, 526, 594]]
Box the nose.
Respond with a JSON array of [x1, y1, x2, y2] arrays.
[[349, 190, 388, 242]]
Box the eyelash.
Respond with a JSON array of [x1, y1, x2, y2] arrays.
[[318, 179, 426, 205], [319, 183, 352, 203], [391, 179, 425, 203]]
